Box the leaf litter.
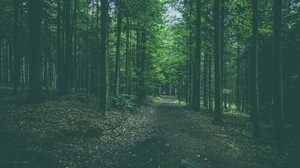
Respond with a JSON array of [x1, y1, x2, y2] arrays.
[[0, 93, 299, 168]]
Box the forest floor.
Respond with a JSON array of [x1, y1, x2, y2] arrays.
[[0, 90, 300, 168]]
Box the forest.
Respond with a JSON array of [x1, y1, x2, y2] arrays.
[[0, 0, 299, 167]]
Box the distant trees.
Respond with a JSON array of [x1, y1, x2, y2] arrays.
[[0, 0, 299, 139]]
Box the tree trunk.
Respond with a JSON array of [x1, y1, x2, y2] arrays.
[[203, 53, 208, 109], [208, 53, 213, 111], [192, 0, 201, 111], [214, 0, 222, 123], [137, 31, 146, 103], [251, 0, 260, 137], [114, 0, 123, 96], [13, 0, 20, 93], [220, 0, 226, 109], [57, 0, 63, 92], [125, 16, 130, 94], [64, 0, 71, 93], [99, 0, 109, 115], [273, 0, 283, 139], [28, 0, 42, 102]]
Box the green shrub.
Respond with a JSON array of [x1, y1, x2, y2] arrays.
[[112, 94, 136, 111]]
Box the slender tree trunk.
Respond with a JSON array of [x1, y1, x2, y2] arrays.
[[0, 41, 2, 83], [220, 0, 226, 109], [235, 44, 241, 111], [192, 0, 201, 111], [273, 0, 283, 139], [214, 0, 222, 123], [95, 0, 100, 95], [236, 33, 241, 111], [138, 31, 146, 103], [9, 42, 13, 83], [114, 0, 123, 96], [251, 0, 260, 137], [99, 0, 109, 115], [13, 0, 20, 93], [208, 53, 212, 111], [64, 0, 71, 93], [74, 0, 79, 92], [72, 0, 78, 90], [57, 0, 63, 92], [125, 16, 130, 94], [204, 53, 208, 109], [28, 0, 42, 102]]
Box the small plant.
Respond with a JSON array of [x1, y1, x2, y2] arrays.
[[112, 94, 136, 112]]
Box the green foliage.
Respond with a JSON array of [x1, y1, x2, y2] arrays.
[[112, 94, 137, 111]]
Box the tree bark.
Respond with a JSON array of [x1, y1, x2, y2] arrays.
[[273, 0, 283, 139], [114, 0, 123, 96], [64, 0, 71, 93], [251, 0, 260, 137], [13, 0, 20, 93], [192, 0, 201, 111], [28, 0, 43, 102], [204, 53, 208, 109], [214, 0, 222, 123], [57, 0, 63, 92], [99, 0, 109, 115]]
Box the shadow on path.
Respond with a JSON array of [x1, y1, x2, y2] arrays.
[[117, 96, 241, 168]]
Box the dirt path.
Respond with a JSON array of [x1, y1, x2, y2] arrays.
[[1, 94, 297, 168], [115, 96, 249, 168]]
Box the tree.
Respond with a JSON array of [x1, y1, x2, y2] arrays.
[[13, 0, 20, 93], [273, 0, 283, 139], [214, 0, 222, 123], [220, 0, 227, 109], [251, 0, 260, 137], [99, 0, 109, 115], [28, 0, 42, 102], [114, 0, 123, 96], [64, 0, 72, 93], [192, 0, 201, 111]]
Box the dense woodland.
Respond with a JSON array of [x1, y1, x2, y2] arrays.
[[0, 0, 300, 167]]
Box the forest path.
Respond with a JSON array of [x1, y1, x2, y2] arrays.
[[116, 95, 243, 168], [1, 93, 294, 168]]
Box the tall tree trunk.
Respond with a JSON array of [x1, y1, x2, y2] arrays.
[[114, 0, 123, 96], [125, 16, 130, 94], [273, 0, 283, 139], [71, 0, 78, 90], [28, 0, 42, 102], [203, 53, 208, 109], [236, 32, 241, 111], [74, 0, 79, 92], [251, 0, 260, 137], [57, 0, 63, 92], [137, 31, 146, 103], [99, 0, 109, 115], [13, 0, 20, 93], [192, 0, 201, 111], [220, 0, 226, 109], [208, 53, 212, 111], [64, 0, 71, 93], [214, 0, 222, 123], [0, 41, 2, 83]]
